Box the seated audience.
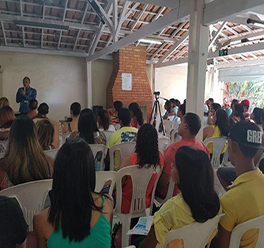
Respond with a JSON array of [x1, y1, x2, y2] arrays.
[[62, 102, 81, 133], [0, 106, 15, 144], [97, 109, 115, 132], [0, 116, 53, 190], [0, 196, 27, 248], [33, 103, 59, 149], [156, 113, 210, 199], [34, 139, 113, 248], [128, 102, 144, 129], [27, 99, 38, 119], [241, 99, 250, 121], [139, 146, 220, 248], [250, 107, 263, 131], [203, 109, 229, 160], [108, 100, 123, 126], [177, 103, 186, 121], [108, 108, 138, 171], [230, 99, 239, 114], [70, 108, 106, 145], [0, 97, 9, 108], [229, 103, 245, 127], [163, 100, 176, 120], [214, 121, 264, 248], [120, 124, 164, 214], [36, 120, 55, 150]]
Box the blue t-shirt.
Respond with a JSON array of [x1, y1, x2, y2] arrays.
[[16, 87, 37, 114]]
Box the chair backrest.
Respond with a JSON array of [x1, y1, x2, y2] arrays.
[[0, 141, 7, 153], [115, 165, 162, 217], [170, 129, 181, 144], [109, 142, 136, 171], [114, 123, 121, 130], [162, 214, 225, 248], [44, 149, 59, 160], [0, 179, 53, 231], [158, 136, 170, 154], [229, 215, 264, 248], [163, 120, 175, 138], [89, 144, 107, 171], [204, 137, 228, 168], [256, 152, 264, 167], [95, 171, 117, 196], [222, 147, 233, 167], [103, 131, 114, 143]]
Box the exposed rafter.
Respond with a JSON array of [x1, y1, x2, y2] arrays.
[[208, 22, 227, 50], [125, 0, 179, 9], [1, 20, 7, 46]]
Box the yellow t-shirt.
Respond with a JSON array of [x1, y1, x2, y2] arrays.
[[206, 125, 227, 154], [153, 194, 221, 248], [220, 168, 264, 248], [107, 126, 138, 171]]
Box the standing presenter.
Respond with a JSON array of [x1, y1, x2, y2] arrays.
[[16, 77, 37, 114]]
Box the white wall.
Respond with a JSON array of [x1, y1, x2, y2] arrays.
[[0, 52, 87, 121], [155, 65, 188, 104]]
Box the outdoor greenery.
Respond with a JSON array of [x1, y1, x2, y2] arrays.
[[222, 81, 264, 111]]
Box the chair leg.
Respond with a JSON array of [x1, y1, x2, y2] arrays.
[[121, 215, 131, 247]]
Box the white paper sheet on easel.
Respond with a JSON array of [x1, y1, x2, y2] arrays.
[[122, 73, 132, 91]]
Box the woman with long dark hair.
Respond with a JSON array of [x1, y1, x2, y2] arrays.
[[121, 124, 164, 213], [139, 146, 220, 248], [70, 108, 106, 145], [203, 109, 229, 158], [229, 103, 245, 127], [129, 102, 144, 129], [0, 116, 53, 189], [34, 139, 113, 248]]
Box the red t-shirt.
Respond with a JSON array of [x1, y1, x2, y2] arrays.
[[131, 118, 140, 129], [156, 139, 210, 198], [120, 152, 164, 214]]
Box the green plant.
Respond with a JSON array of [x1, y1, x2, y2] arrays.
[[222, 81, 264, 111]]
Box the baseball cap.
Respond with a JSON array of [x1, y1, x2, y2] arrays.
[[240, 99, 250, 107], [228, 121, 264, 150]]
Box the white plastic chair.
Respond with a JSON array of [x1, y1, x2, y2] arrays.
[[163, 120, 175, 138], [109, 142, 136, 171], [229, 215, 264, 248], [62, 132, 72, 144], [95, 171, 117, 196], [204, 137, 228, 168], [155, 177, 175, 206], [103, 131, 114, 144], [0, 179, 53, 231], [170, 130, 182, 144], [158, 136, 170, 154], [256, 152, 264, 167], [114, 123, 121, 130], [0, 142, 6, 153], [44, 149, 59, 160], [115, 165, 162, 247], [157, 214, 225, 248], [221, 147, 233, 167], [89, 144, 107, 171]]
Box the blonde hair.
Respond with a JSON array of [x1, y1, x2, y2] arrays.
[[36, 120, 54, 150], [3, 116, 52, 185], [0, 97, 9, 109]]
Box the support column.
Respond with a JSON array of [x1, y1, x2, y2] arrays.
[[186, 0, 209, 140], [86, 60, 92, 109]]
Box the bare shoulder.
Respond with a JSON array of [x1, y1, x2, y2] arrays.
[[34, 208, 49, 228], [34, 208, 54, 239]]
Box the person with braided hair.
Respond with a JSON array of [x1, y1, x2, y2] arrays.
[[120, 124, 164, 214]]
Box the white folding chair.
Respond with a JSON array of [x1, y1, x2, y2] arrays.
[[229, 215, 264, 248], [109, 142, 136, 171], [44, 149, 59, 160], [163, 120, 175, 138], [155, 177, 175, 206], [170, 129, 181, 144], [158, 136, 170, 154], [115, 165, 162, 247], [204, 137, 228, 168], [95, 171, 117, 196], [156, 214, 225, 248], [0, 179, 53, 231], [89, 144, 107, 171]]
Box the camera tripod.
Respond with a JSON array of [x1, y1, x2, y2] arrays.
[[149, 92, 165, 136]]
